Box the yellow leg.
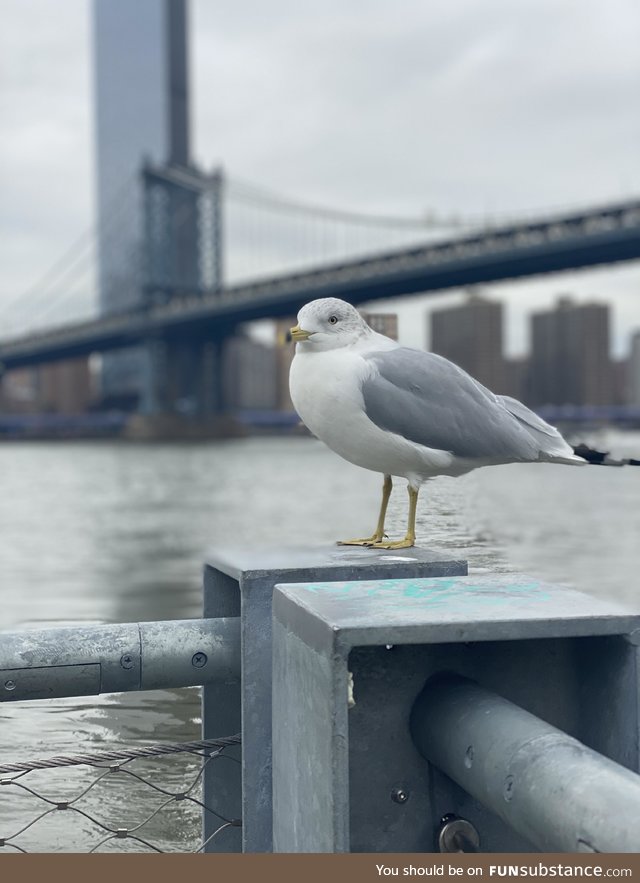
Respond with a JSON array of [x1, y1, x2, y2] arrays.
[[338, 475, 393, 546], [370, 484, 418, 550]]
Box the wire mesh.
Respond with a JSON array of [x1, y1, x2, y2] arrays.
[[0, 735, 241, 853]]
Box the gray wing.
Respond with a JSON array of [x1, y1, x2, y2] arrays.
[[361, 348, 541, 461], [497, 395, 579, 459]]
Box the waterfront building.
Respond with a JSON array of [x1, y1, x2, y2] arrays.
[[429, 293, 506, 392], [222, 336, 278, 411], [362, 313, 399, 341], [274, 319, 297, 410], [0, 360, 94, 414], [528, 297, 613, 406], [628, 331, 640, 407]]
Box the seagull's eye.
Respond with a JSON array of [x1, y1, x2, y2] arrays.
[[328, 315, 339, 325]]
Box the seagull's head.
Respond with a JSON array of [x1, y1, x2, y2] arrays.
[[290, 298, 369, 352]]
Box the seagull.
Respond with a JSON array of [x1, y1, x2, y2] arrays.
[[289, 297, 586, 549]]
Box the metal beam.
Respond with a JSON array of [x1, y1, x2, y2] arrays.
[[411, 677, 640, 853], [0, 618, 240, 702]]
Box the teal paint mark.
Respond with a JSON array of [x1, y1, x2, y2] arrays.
[[300, 578, 551, 606]]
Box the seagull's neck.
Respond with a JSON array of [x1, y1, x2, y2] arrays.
[[350, 328, 399, 354]]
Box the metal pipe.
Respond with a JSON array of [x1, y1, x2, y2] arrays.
[[411, 677, 640, 853], [0, 618, 240, 702]]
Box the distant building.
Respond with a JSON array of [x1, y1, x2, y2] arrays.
[[0, 369, 38, 413], [37, 360, 94, 413], [611, 358, 629, 407], [93, 0, 191, 400], [628, 331, 640, 407], [222, 335, 278, 411], [94, 0, 190, 315], [0, 360, 94, 414], [362, 313, 399, 341], [528, 297, 613, 406], [274, 319, 296, 410], [430, 293, 505, 392], [502, 357, 529, 402]]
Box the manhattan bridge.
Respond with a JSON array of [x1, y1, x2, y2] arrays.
[[1, 160, 638, 422]]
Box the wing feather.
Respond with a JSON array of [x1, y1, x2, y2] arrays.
[[361, 348, 541, 462]]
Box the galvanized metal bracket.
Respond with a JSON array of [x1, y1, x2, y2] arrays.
[[271, 573, 640, 852], [202, 544, 467, 853]]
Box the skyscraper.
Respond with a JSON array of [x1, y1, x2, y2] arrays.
[[94, 0, 190, 314], [528, 297, 613, 406], [93, 0, 191, 400], [430, 293, 505, 391]]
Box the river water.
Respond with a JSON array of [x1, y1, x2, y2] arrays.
[[1, 432, 639, 851]]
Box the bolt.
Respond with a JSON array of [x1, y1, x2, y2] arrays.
[[192, 652, 208, 668], [438, 815, 480, 853], [4, 680, 16, 692], [120, 654, 134, 670], [391, 787, 409, 804], [503, 774, 515, 801]]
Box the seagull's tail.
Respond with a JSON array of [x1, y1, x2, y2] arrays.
[[498, 395, 587, 465]]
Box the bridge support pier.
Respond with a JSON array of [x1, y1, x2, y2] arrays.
[[130, 337, 229, 438]]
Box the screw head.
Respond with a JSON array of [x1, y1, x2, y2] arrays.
[[192, 652, 208, 668], [120, 654, 134, 670], [391, 787, 409, 804], [438, 815, 480, 853]]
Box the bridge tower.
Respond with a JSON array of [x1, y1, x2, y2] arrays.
[[93, 0, 223, 424]]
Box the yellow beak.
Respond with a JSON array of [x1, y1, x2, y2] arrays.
[[289, 324, 312, 342]]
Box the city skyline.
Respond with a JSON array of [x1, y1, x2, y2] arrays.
[[428, 291, 639, 408], [1, 0, 639, 357]]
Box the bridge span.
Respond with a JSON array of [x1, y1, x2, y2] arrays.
[[1, 198, 639, 371]]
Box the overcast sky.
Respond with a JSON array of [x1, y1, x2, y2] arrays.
[[1, 0, 639, 354]]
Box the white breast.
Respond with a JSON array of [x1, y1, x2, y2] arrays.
[[289, 347, 454, 480]]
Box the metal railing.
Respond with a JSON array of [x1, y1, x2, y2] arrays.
[[0, 618, 242, 853], [4, 558, 640, 854], [411, 677, 640, 853], [1, 618, 240, 702]]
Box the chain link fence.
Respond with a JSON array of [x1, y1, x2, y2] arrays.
[[0, 734, 241, 853]]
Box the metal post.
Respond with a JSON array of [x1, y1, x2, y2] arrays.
[[411, 678, 640, 853], [204, 545, 468, 852]]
